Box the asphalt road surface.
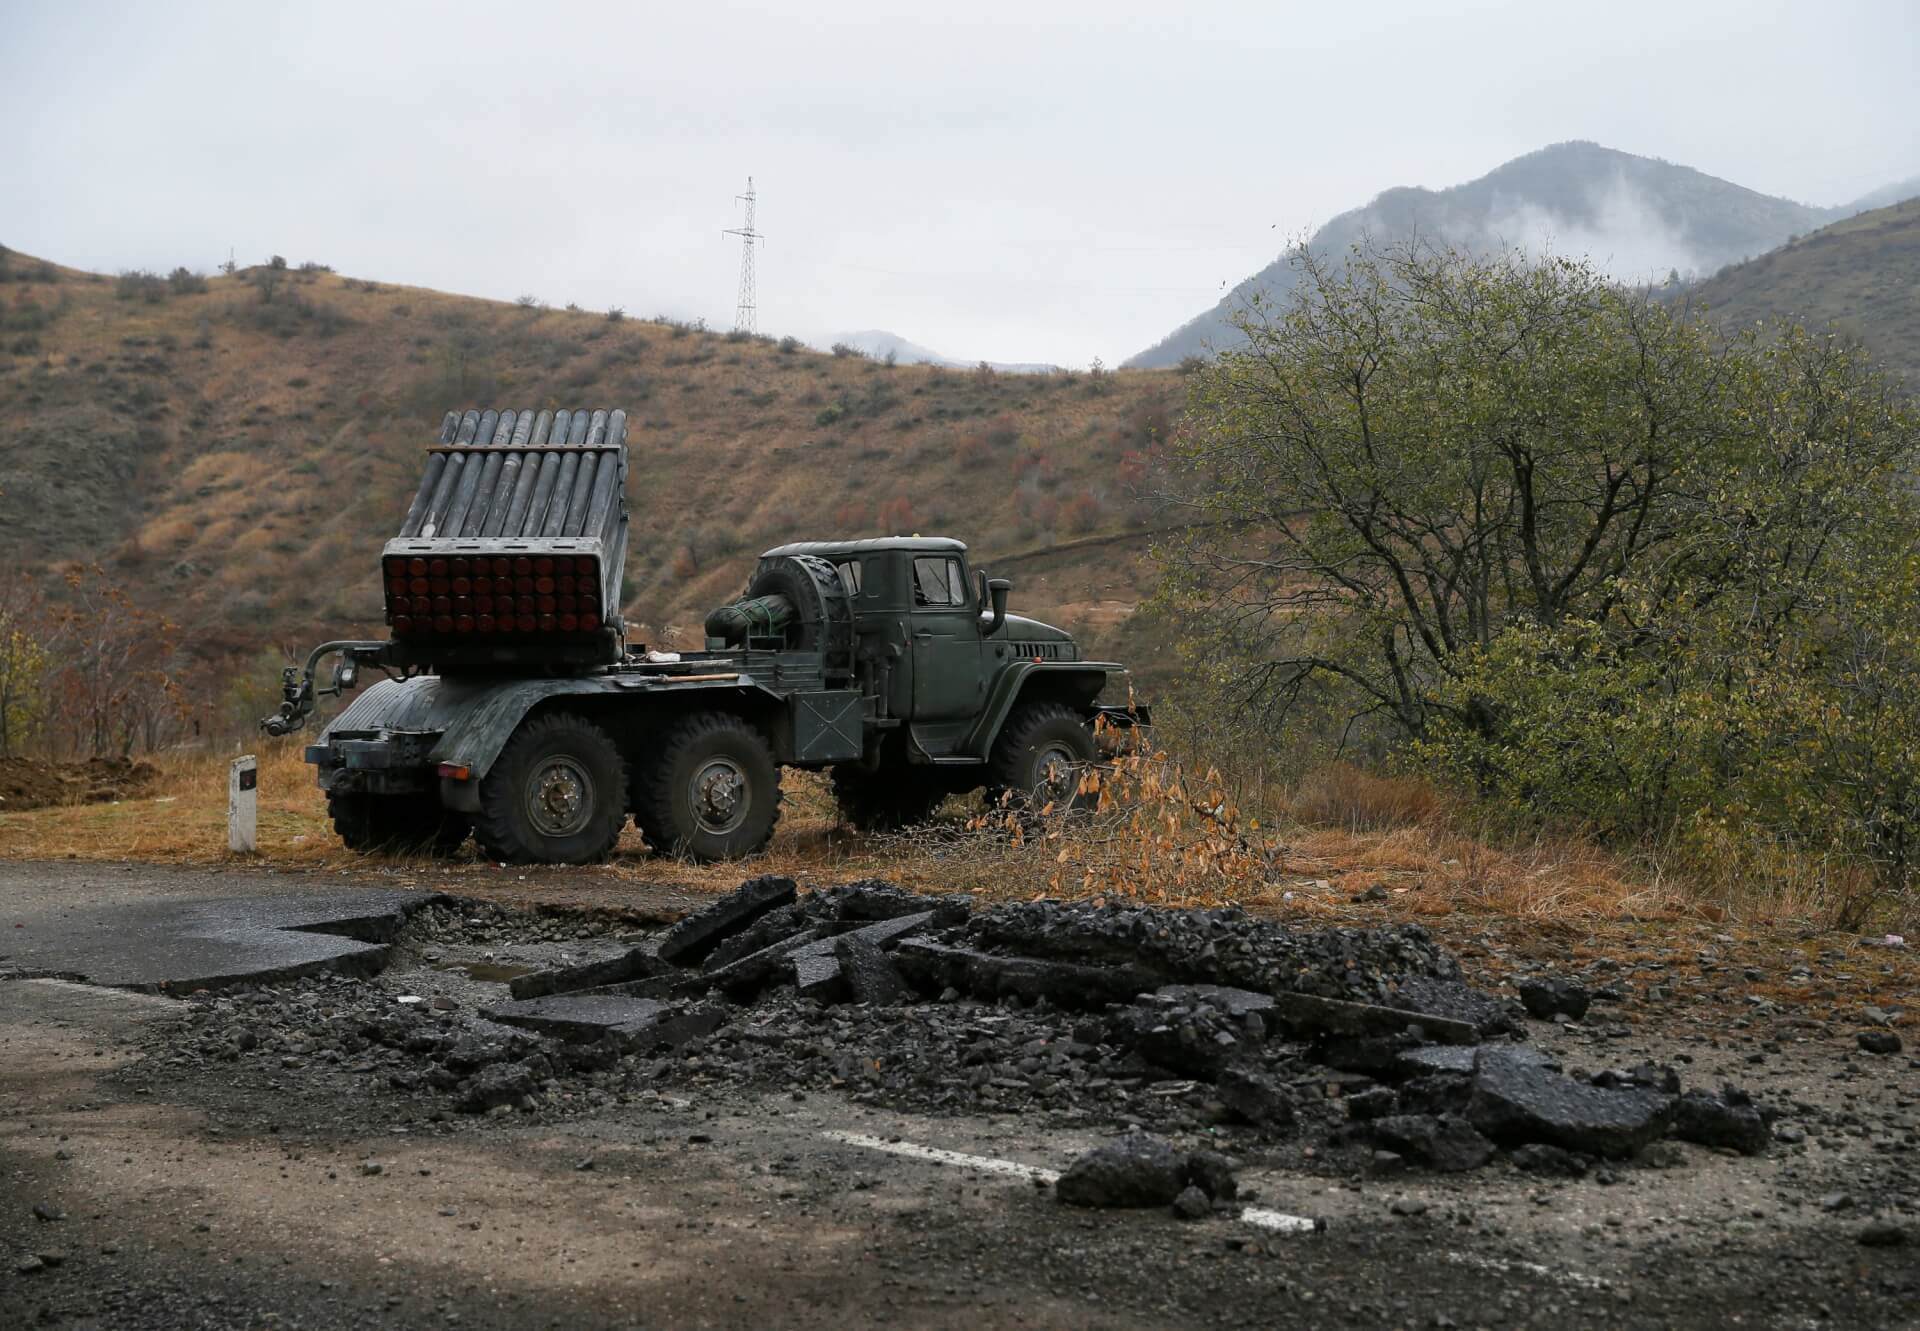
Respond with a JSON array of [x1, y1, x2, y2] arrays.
[[2, 861, 1914, 1329]]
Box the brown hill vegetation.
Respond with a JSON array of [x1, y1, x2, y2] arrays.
[[1689, 197, 1920, 389], [0, 248, 1182, 734]]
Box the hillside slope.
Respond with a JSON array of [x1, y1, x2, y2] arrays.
[[1688, 198, 1920, 388], [1128, 141, 1839, 368], [0, 250, 1182, 701]]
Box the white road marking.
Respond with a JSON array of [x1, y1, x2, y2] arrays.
[[821, 1130, 1319, 1235], [822, 1130, 1060, 1183], [1239, 1206, 1318, 1234], [1446, 1250, 1610, 1291]]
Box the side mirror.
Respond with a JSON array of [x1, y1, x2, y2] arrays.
[[980, 574, 1010, 637]]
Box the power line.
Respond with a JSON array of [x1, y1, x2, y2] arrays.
[[723, 176, 762, 334]]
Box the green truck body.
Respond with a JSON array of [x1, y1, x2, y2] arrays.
[[263, 409, 1146, 864]]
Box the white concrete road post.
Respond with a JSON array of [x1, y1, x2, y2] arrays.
[[229, 754, 258, 853]]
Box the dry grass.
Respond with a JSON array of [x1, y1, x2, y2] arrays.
[[6, 741, 1886, 931]]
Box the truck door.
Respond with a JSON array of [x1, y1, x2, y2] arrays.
[[908, 554, 981, 722]]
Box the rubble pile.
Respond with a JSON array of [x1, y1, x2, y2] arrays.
[[156, 876, 1779, 1176]]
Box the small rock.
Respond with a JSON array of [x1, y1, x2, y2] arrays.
[[1670, 1089, 1769, 1155], [1516, 977, 1591, 1021], [1856, 1031, 1902, 1055], [1183, 1149, 1239, 1202], [1773, 1123, 1807, 1145], [1858, 1221, 1907, 1248], [1056, 1135, 1186, 1209], [34, 1250, 66, 1268], [1510, 1143, 1588, 1178], [1390, 1197, 1429, 1217], [360, 1160, 384, 1176], [15, 1254, 45, 1275], [1171, 1184, 1212, 1219], [31, 1202, 64, 1223]]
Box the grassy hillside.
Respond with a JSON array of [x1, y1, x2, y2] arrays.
[[1129, 141, 1839, 368], [0, 249, 1183, 717], [1689, 198, 1920, 388]]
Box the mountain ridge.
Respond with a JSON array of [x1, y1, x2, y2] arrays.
[[1127, 141, 1900, 368]]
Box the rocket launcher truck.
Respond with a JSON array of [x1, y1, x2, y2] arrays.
[[263, 404, 1147, 864]]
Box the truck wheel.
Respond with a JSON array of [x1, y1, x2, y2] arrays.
[[474, 713, 627, 865], [830, 765, 946, 832], [636, 713, 781, 861], [328, 791, 469, 856], [986, 702, 1097, 811]]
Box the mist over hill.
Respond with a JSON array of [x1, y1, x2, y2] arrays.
[[1127, 141, 1877, 368]]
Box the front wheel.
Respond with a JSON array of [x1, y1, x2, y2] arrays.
[[986, 702, 1097, 811], [635, 713, 782, 862], [474, 713, 627, 865]]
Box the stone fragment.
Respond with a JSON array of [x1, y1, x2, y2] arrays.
[[1183, 1149, 1239, 1202], [1393, 977, 1521, 1038], [1153, 984, 1275, 1024], [1858, 1221, 1908, 1248], [1395, 1045, 1481, 1077], [835, 933, 911, 1005], [1516, 976, 1592, 1021], [1172, 1184, 1212, 1219], [1468, 1047, 1675, 1158], [702, 905, 810, 972], [509, 945, 671, 1000], [701, 930, 822, 997], [457, 1061, 537, 1113], [1344, 1086, 1399, 1121], [656, 876, 798, 966], [792, 950, 845, 1002], [1369, 1114, 1496, 1173], [788, 912, 934, 1002], [894, 939, 1160, 1009], [480, 995, 724, 1053], [1509, 1143, 1588, 1177], [1055, 1135, 1187, 1209], [1856, 1030, 1903, 1055], [1216, 1067, 1297, 1130], [1268, 991, 1478, 1046], [1669, 1089, 1769, 1155]]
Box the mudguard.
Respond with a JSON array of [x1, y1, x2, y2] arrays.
[[315, 671, 784, 795], [961, 661, 1121, 758], [317, 675, 626, 786]]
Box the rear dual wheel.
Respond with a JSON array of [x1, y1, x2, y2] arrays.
[[474, 713, 628, 865], [633, 713, 782, 862]]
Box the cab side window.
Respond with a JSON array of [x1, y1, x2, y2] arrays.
[[912, 556, 966, 607], [834, 559, 863, 596]]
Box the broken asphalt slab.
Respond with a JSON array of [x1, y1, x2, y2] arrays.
[[654, 874, 795, 965], [1, 889, 439, 992], [480, 994, 726, 1052]]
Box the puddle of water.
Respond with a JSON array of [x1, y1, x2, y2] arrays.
[[433, 961, 534, 983]]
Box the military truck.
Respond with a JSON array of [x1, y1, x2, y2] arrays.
[[263, 405, 1146, 864]]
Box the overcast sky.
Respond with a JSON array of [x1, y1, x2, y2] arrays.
[[4, 1, 1916, 366]]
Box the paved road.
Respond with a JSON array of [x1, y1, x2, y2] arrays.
[[1, 861, 1914, 1329]]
